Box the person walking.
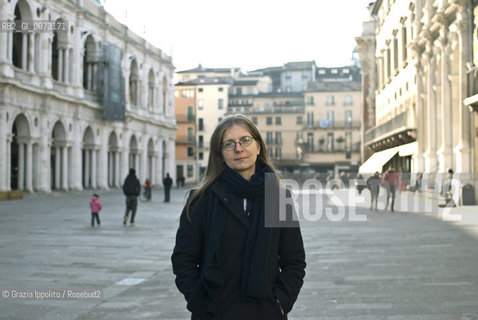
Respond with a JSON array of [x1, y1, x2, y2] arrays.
[[89, 193, 102, 227], [382, 167, 400, 212], [123, 168, 141, 226], [163, 173, 173, 202], [367, 172, 381, 210], [171, 114, 306, 320]]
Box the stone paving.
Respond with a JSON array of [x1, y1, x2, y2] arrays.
[[0, 187, 478, 320]]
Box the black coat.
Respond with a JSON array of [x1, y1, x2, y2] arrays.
[[172, 178, 306, 320], [123, 174, 140, 196]]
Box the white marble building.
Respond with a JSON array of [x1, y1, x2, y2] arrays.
[[0, 0, 176, 193]]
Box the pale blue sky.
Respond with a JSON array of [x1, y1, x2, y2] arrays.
[[103, 0, 372, 72]]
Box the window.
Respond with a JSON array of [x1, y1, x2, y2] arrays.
[[285, 72, 291, 80], [297, 116, 303, 125], [268, 148, 273, 158], [175, 90, 179, 98], [187, 106, 194, 121], [266, 117, 272, 125], [187, 165, 194, 177], [182, 89, 194, 98], [198, 118, 204, 131], [285, 85, 292, 92], [199, 152, 204, 160], [275, 132, 282, 144], [301, 73, 308, 80], [326, 111, 334, 128], [187, 147, 194, 157], [307, 112, 314, 127], [275, 147, 282, 160], [236, 88, 242, 95], [344, 96, 353, 105], [345, 111, 353, 128], [326, 95, 335, 105], [218, 87, 223, 92], [345, 132, 352, 152], [307, 132, 314, 152], [393, 37, 399, 70], [252, 117, 258, 125], [198, 135, 204, 148], [247, 87, 254, 95], [187, 127, 194, 142], [218, 98, 224, 110], [327, 132, 334, 152], [198, 99, 204, 110], [306, 96, 314, 105], [275, 116, 282, 125], [266, 132, 273, 144], [198, 88, 203, 92], [402, 26, 408, 62]]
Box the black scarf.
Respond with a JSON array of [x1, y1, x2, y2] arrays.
[[221, 161, 273, 299]]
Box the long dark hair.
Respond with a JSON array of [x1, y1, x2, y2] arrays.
[[185, 114, 279, 220]]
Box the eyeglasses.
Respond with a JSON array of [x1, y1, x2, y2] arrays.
[[222, 136, 254, 151]]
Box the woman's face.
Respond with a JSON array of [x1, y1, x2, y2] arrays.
[[221, 124, 260, 181]]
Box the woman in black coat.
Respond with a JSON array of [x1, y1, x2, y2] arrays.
[[171, 114, 306, 320]]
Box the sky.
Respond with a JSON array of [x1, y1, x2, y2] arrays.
[[102, 0, 373, 72]]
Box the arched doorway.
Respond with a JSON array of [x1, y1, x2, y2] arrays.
[[10, 114, 31, 191], [50, 121, 68, 190], [108, 132, 120, 187], [82, 126, 96, 189]]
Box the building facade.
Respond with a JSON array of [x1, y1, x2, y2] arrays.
[[0, 0, 176, 193], [174, 85, 197, 185]]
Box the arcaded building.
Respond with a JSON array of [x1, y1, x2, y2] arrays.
[[0, 0, 176, 193]]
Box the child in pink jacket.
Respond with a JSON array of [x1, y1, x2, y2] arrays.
[[89, 194, 102, 227]]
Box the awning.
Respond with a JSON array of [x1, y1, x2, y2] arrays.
[[359, 146, 400, 174], [397, 141, 417, 157], [359, 142, 418, 174]]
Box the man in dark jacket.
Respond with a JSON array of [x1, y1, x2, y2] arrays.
[[123, 168, 141, 225], [163, 173, 173, 202]]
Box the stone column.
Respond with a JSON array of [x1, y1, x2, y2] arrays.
[[55, 146, 61, 189], [424, 40, 438, 173], [22, 33, 28, 71], [414, 58, 426, 172], [115, 151, 121, 187], [70, 138, 83, 191], [28, 33, 35, 73], [62, 145, 68, 190], [64, 48, 70, 84], [91, 148, 97, 189], [58, 48, 64, 82], [438, 27, 454, 171], [0, 113, 7, 191], [6, 134, 12, 191], [26, 141, 33, 192], [18, 142, 25, 190], [455, 6, 473, 173], [84, 149, 90, 188]]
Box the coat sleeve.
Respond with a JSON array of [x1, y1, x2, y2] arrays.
[[273, 224, 306, 314], [171, 197, 204, 305]]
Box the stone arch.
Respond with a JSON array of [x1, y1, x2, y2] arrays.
[[107, 131, 120, 187], [129, 59, 139, 106], [50, 120, 68, 190], [10, 113, 31, 190], [12, 0, 33, 70], [82, 126, 96, 189], [83, 35, 98, 91], [51, 18, 69, 82]]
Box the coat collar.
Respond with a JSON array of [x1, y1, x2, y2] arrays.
[[211, 179, 250, 230]]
